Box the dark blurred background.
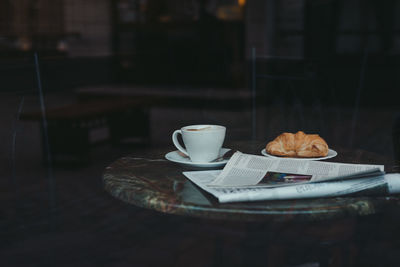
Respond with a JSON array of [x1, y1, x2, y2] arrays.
[[1, 0, 400, 266], [1, 0, 398, 97]]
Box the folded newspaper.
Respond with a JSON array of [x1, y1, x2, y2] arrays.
[[183, 151, 400, 203]]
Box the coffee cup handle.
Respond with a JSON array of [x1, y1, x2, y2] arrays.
[[172, 130, 189, 157]]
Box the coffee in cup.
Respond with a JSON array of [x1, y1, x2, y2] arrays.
[[172, 125, 226, 163]]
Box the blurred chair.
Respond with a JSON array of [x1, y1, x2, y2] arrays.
[[349, 47, 368, 148], [6, 54, 58, 231], [251, 48, 336, 143]]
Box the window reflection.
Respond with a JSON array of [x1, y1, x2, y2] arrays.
[[1, 1, 399, 266]]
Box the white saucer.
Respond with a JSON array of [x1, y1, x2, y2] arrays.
[[261, 148, 337, 161], [165, 148, 231, 168]]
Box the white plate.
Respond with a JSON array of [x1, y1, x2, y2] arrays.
[[165, 148, 231, 168], [261, 148, 337, 161]]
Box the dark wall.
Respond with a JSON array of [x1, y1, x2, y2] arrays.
[[0, 56, 115, 93]]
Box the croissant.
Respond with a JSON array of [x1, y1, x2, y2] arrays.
[[266, 131, 329, 158]]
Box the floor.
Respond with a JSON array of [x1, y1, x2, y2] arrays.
[[1, 90, 399, 266]]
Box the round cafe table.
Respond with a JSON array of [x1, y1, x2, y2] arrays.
[[103, 141, 400, 266], [103, 141, 399, 222]]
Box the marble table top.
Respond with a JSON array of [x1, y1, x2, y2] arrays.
[[103, 141, 400, 222]]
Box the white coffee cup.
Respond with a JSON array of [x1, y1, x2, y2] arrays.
[[172, 125, 226, 163]]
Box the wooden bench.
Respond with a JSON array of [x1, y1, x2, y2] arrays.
[[20, 98, 151, 165]]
